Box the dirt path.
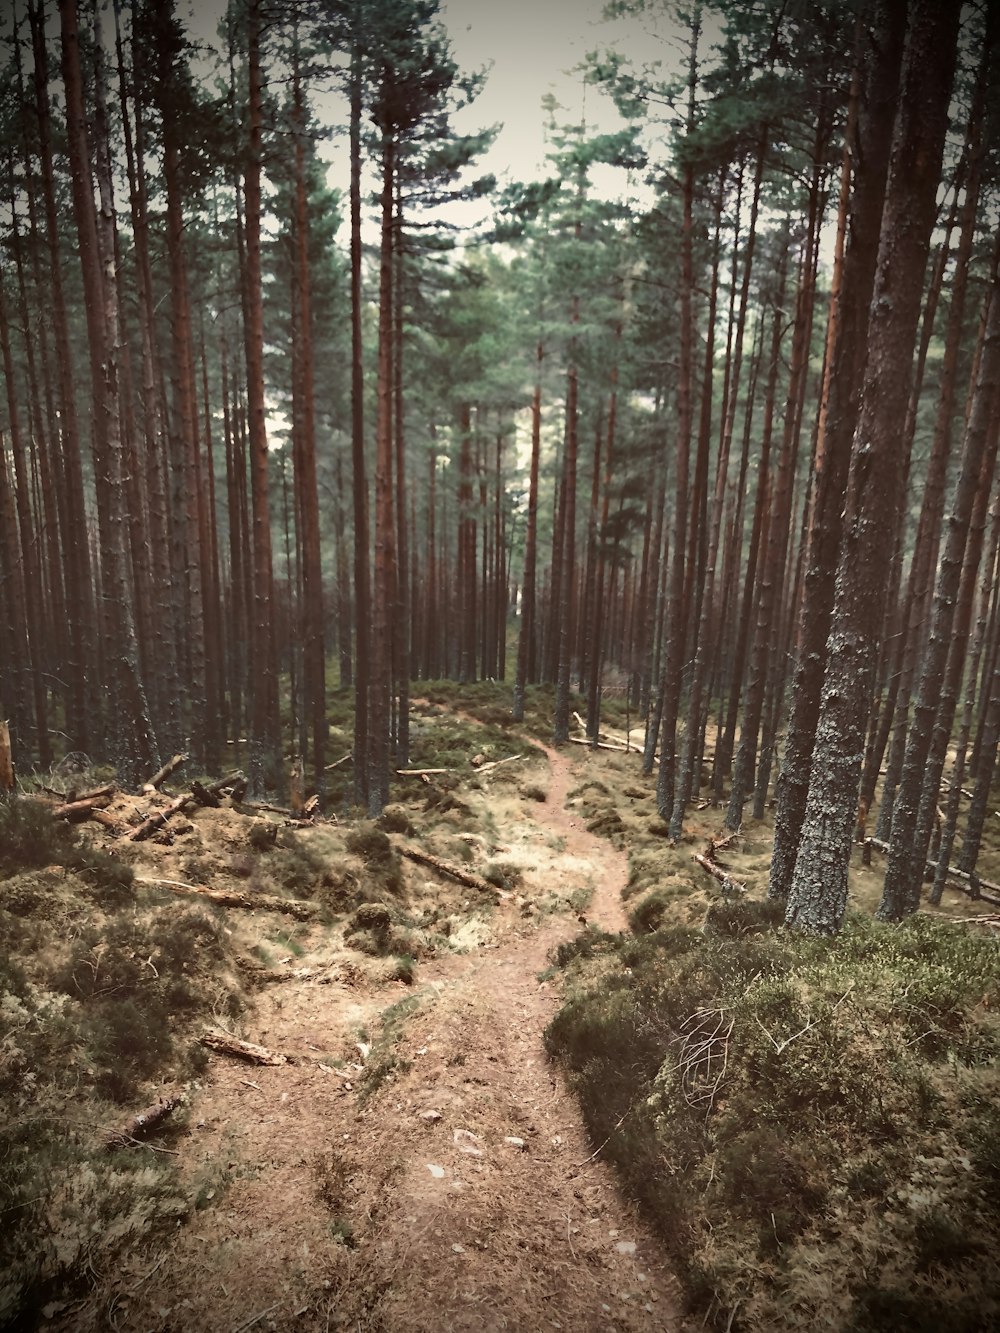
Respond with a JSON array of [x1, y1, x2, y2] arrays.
[[58, 747, 679, 1332]]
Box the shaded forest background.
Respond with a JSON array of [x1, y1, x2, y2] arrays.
[[1, 0, 999, 934]]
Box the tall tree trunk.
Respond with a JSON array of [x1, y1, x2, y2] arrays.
[[368, 131, 396, 814], [35, 0, 93, 755], [513, 344, 543, 721], [879, 261, 1000, 919], [784, 0, 961, 934], [243, 0, 280, 794], [350, 43, 371, 807], [770, 3, 905, 898], [292, 56, 327, 792], [655, 11, 699, 821]]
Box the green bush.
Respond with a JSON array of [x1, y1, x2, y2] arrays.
[[0, 797, 77, 875], [346, 823, 404, 894], [628, 889, 673, 934], [0, 798, 134, 904]]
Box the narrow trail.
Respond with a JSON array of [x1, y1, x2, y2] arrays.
[[58, 746, 679, 1333]]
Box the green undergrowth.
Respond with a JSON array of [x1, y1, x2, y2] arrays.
[[545, 902, 1000, 1332], [0, 796, 247, 1323], [0, 795, 134, 906], [357, 990, 429, 1102]]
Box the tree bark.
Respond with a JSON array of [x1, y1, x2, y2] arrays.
[[784, 0, 961, 934]]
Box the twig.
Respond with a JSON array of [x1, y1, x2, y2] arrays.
[[131, 1255, 167, 1292], [573, 1106, 632, 1168], [232, 1303, 281, 1333], [324, 752, 353, 771], [475, 753, 529, 774]]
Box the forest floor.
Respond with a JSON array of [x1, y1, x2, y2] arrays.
[[40, 736, 682, 1332], [6, 691, 998, 1333]]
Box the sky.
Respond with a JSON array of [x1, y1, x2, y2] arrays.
[[177, 0, 696, 233]]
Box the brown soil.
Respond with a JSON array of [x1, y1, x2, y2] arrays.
[[55, 745, 680, 1333]]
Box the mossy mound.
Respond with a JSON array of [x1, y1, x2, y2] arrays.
[[546, 908, 1000, 1332]]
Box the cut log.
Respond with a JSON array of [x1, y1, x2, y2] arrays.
[[142, 753, 188, 794], [200, 1031, 287, 1066], [135, 876, 319, 920], [694, 852, 747, 896], [0, 720, 13, 792], [399, 846, 498, 895], [53, 794, 113, 821], [865, 838, 1000, 907], [106, 1095, 183, 1149]]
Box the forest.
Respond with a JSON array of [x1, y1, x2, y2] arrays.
[[1, 0, 1000, 1328]]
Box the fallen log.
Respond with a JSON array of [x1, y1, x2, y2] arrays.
[[135, 876, 319, 921], [127, 791, 190, 841], [399, 846, 498, 895], [90, 808, 129, 835], [106, 1095, 183, 1150], [74, 782, 116, 802], [865, 838, 1000, 907], [53, 794, 113, 821], [566, 736, 631, 754], [127, 772, 243, 842], [200, 1031, 287, 1066], [236, 958, 316, 985], [142, 753, 188, 794], [694, 852, 747, 896], [396, 767, 452, 776]]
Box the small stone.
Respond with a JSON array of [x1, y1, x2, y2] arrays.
[[419, 1109, 442, 1122], [427, 1164, 445, 1179], [615, 1240, 637, 1255], [452, 1244, 465, 1254], [504, 1136, 527, 1150]]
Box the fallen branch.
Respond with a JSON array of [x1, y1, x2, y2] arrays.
[[89, 807, 128, 835], [694, 852, 747, 896], [142, 753, 188, 793], [73, 782, 116, 802], [566, 736, 631, 754], [399, 846, 498, 895], [475, 753, 529, 774], [866, 838, 1000, 907], [135, 876, 319, 921], [106, 1095, 183, 1150], [235, 957, 316, 984], [324, 752, 353, 772], [200, 1031, 287, 1066], [127, 772, 243, 842], [191, 780, 221, 808], [53, 793, 113, 821], [396, 767, 452, 776]]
